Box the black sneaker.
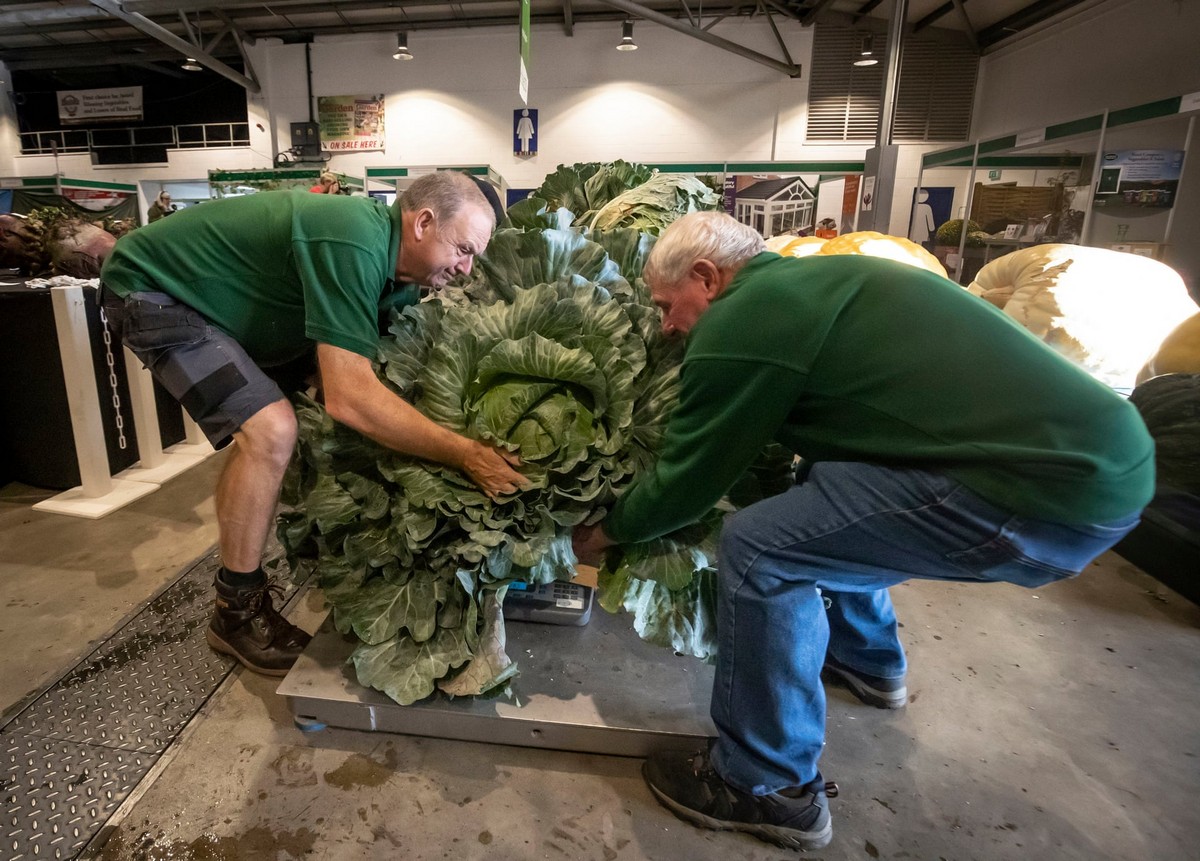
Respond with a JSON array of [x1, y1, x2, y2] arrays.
[[822, 654, 907, 709], [206, 577, 310, 676], [642, 742, 837, 851]]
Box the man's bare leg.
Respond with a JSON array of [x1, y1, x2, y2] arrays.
[[206, 399, 311, 675], [214, 399, 298, 572]]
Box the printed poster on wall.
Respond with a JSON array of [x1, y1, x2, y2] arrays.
[[317, 95, 385, 152], [1094, 149, 1183, 208], [57, 87, 143, 124]]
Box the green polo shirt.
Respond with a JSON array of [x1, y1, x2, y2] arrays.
[[101, 189, 416, 365], [605, 253, 1154, 542]]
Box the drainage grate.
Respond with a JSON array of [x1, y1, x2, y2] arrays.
[[0, 544, 303, 860]]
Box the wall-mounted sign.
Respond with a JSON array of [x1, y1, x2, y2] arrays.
[[1015, 128, 1046, 147], [1094, 149, 1184, 208], [860, 175, 876, 211], [513, 108, 538, 156], [317, 95, 385, 152], [56, 87, 143, 125]]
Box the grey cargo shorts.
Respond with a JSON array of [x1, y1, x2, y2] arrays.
[[100, 287, 288, 450]]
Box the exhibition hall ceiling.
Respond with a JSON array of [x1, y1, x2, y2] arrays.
[[0, 0, 1098, 79]]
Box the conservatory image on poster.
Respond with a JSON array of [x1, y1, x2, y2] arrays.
[[732, 176, 815, 237]]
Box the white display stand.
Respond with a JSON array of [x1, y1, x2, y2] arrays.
[[31, 285, 212, 519], [114, 345, 213, 485]]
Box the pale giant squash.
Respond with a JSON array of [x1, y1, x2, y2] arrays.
[[967, 244, 1197, 390], [767, 230, 947, 278]]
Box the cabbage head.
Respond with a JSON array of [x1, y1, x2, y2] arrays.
[[280, 227, 723, 705]]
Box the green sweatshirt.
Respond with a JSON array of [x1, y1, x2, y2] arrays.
[[604, 253, 1154, 542], [101, 190, 417, 365]]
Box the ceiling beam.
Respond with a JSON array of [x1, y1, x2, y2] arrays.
[[976, 0, 1087, 48], [86, 0, 259, 92], [949, 0, 978, 52], [798, 0, 838, 26], [3, 48, 203, 71], [0, 6, 113, 28], [213, 9, 257, 46], [851, 0, 887, 22], [562, 0, 574, 36], [913, 1, 956, 33], [760, 3, 794, 66], [593, 0, 801, 76]]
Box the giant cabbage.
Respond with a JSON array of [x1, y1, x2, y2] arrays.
[[280, 227, 724, 704]]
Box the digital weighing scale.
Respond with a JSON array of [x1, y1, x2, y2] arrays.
[[277, 583, 716, 757]]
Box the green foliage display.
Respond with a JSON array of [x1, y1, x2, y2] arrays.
[[279, 225, 728, 705], [934, 218, 986, 247], [508, 161, 721, 235]]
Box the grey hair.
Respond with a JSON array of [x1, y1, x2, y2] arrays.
[[399, 171, 495, 229], [643, 211, 766, 286]]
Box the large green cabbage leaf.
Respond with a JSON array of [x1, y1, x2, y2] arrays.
[[507, 161, 720, 236], [280, 225, 732, 705]]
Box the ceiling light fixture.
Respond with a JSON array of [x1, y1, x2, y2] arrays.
[[616, 19, 638, 52], [181, 57, 203, 71], [853, 34, 878, 66], [392, 32, 413, 60]]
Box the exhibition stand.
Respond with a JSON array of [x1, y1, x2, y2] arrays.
[[918, 89, 1200, 283]]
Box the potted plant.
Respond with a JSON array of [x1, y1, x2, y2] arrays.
[[932, 218, 987, 283]]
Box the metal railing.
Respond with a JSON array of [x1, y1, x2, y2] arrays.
[[18, 122, 251, 155]]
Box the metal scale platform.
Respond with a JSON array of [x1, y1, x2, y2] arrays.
[[277, 585, 716, 757]]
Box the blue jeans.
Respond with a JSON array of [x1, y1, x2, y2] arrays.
[[708, 461, 1141, 795]]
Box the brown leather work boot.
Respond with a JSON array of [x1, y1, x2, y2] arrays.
[[206, 577, 311, 676]]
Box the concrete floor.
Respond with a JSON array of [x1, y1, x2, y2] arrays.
[[2, 454, 1198, 860]]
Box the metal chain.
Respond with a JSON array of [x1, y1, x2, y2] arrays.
[[97, 306, 127, 450]]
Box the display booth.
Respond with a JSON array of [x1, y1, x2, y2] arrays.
[[917, 90, 1200, 288], [0, 174, 139, 224]]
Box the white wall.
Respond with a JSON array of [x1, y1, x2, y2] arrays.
[[972, 0, 1200, 140], [282, 20, 835, 190]]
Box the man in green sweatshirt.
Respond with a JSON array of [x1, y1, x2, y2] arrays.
[[102, 171, 527, 677], [572, 211, 1153, 850]]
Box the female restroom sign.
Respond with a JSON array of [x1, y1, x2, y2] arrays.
[[514, 108, 538, 156]]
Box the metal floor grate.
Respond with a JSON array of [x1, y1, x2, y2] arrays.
[[0, 544, 302, 860]]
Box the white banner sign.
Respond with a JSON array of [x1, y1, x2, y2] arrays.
[[57, 87, 143, 125]]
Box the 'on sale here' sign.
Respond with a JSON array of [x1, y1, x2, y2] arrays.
[[317, 95, 385, 152]]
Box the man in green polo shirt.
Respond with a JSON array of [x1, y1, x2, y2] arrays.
[[572, 211, 1153, 850], [101, 171, 527, 676]]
